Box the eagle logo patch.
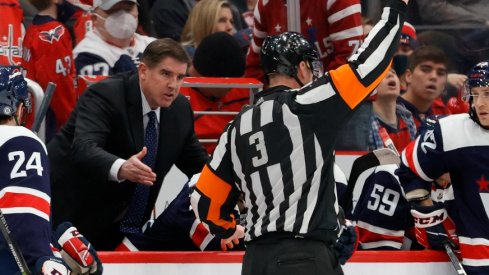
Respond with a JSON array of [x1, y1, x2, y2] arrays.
[[39, 25, 65, 44]]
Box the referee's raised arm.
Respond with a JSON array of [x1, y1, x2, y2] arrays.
[[329, 0, 408, 110], [191, 1, 409, 274]]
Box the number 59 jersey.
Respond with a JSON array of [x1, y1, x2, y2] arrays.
[[0, 125, 53, 271]]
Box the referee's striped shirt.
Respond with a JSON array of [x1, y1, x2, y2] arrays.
[[191, 0, 407, 242]]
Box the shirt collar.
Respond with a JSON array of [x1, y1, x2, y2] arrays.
[[140, 89, 160, 122]]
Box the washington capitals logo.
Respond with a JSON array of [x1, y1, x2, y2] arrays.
[[39, 26, 65, 44]]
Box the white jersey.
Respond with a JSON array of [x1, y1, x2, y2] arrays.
[[74, 30, 155, 76]]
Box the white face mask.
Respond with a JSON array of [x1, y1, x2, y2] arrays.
[[97, 10, 137, 39]]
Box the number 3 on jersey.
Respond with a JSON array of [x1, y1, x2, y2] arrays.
[[8, 151, 44, 179], [249, 131, 268, 167]]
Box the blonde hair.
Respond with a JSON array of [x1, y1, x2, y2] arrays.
[[181, 0, 232, 48]]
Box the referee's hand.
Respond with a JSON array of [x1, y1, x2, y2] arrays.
[[221, 225, 245, 251]]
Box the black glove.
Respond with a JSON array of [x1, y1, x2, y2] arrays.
[[334, 225, 357, 265]]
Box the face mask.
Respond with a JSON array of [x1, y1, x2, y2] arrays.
[[393, 54, 408, 76], [97, 10, 137, 39]]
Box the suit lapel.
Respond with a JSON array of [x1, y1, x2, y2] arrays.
[[126, 74, 144, 151]]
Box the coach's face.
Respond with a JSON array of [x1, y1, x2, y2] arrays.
[[139, 57, 187, 108]]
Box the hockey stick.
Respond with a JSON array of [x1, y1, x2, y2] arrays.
[[32, 82, 56, 134], [0, 208, 31, 275], [379, 127, 468, 275], [342, 148, 400, 213], [444, 242, 467, 275]]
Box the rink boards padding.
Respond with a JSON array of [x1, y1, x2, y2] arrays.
[[98, 250, 458, 274]]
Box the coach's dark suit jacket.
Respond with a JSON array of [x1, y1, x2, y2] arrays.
[[47, 73, 208, 250]]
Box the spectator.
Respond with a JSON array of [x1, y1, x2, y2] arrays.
[[397, 46, 451, 129], [180, 0, 235, 58], [22, 0, 78, 141], [229, 0, 257, 29], [74, 0, 155, 76], [180, 32, 248, 154], [414, 0, 489, 27], [392, 21, 417, 93], [151, 0, 195, 41], [369, 67, 417, 152], [47, 38, 209, 250], [245, 0, 363, 81], [247, 0, 366, 150], [0, 66, 72, 275], [0, 0, 24, 66], [190, 0, 407, 271]]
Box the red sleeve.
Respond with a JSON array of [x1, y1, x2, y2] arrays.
[[244, 0, 267, 81], [22, 23, 77, 129], [325, 0, 364, 70]]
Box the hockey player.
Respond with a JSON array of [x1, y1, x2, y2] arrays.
[[0, 66, 70, 274], [397, 60, 489, 275], [22, 0, 78, 140], [191, 0, 408, 273]]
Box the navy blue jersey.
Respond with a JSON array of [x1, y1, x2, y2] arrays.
[[74, 30, 154, 76], [0, 126, 53, 273], [398, 113, 489, 274], [351, 164, 412, 250]]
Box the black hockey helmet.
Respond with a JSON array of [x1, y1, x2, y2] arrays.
[[464, 61, 489, 127], [260, 32, 321, 83], [0, 66, 30, 119]]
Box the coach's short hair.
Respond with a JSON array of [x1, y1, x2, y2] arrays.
[[141, 38, 191, 69]]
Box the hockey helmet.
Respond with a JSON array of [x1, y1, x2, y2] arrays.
[[261, 32, 321, 80], [464, 61, 489, 126], [0, 66, 30, 118]]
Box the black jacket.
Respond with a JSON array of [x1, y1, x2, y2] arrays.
[[48, 73, 208, 250]]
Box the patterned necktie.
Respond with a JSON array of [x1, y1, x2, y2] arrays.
[[120, 111, 157, 233]]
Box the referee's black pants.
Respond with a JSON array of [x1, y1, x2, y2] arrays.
[[242, 236, 343, 275]]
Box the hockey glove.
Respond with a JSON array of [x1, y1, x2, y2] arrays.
[[410, 202, 459, 250], [54, 222, 103, 275], [334, 224, 357, 265], [35, 256, 71, 275]]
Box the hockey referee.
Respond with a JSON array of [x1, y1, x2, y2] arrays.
[[191, 0, 409, 274]]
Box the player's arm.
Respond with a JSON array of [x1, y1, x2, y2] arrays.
[[326, 0, 363, 70], [329, 0, 407, 110], [396, 123, 458, 250]]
